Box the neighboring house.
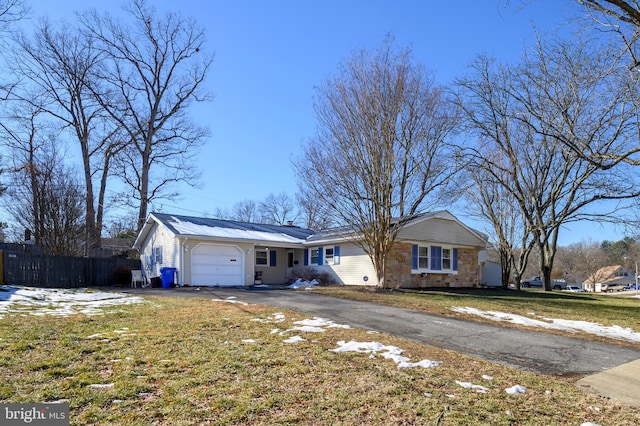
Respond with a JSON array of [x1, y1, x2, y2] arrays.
[[132, 210, 489, 288], [583, 265, 634, 292], [89, 238, 137, 258]]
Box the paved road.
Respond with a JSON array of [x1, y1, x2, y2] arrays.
[[123, 286, 640, 377]]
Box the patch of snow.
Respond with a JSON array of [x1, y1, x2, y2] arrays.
[[505, 385, 527, 395], [398, 359, 441, 369], [452, 306, 640, 343], [294, 317, 350, 329], [455, 380, 489, 393], [283, 335, 306, 343], [211, 298, 250, 306], [285, 325, 326, 333], [242, 339, 256, 343], [278, 316, 351, 335], [581, 423, 602, 426], [287, 279, 319, 289], [0, 286, 144, 319], [86, 333, 104, 339], [330, 340, 440, 369], [89, 383, 115, 390], [482, 375, 493, 381]]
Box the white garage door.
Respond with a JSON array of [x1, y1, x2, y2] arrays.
[[191, 244, 244, 286]]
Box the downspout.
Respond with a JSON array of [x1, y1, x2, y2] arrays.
[[181, 237, 189, 287]]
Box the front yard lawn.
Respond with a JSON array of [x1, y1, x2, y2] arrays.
[[1, 292, 639, 425]]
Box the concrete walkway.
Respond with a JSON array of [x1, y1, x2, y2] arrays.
[[119, 285, 640, 406], [576, 359, 640, 406]]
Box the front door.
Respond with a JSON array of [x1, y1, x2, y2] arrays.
[[287, 250, 295, 278]]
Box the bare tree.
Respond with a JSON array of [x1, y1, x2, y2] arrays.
[[1, 104, 49, 245], [463, 155, 534, 289], [81, 0, 213, 232], [577, 0, 640, 65], [8, 18, 123, 254], [232, 200, 260, 223], [454, 36, 640, 291], [3, 110, 85, 255], [557, 239, 609, 285], [295, 37, 459, 288], [295, 187, 335, 230], [259, 192, 297, 225], [0, 0, 27, 34]]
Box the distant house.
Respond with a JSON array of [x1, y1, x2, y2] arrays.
[[583, 265, 634, 292], [133, 210, 489, 288], [90, 238, 137, 258]]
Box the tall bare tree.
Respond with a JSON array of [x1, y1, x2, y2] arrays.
[[8, 19, 122, 254], [295, 187, 335, 230], [232, 199, 260, 223], [1, 105, 48, 245], [463, 153, 534, 289], [2, 106, 85, 255], [571, 0, 640, 167], [295, 37, 459, 288], [259, 192, 297, 225], [81, 0, 213, 232], [455, 36, 640, 291]]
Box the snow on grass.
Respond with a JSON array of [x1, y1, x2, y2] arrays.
[[211, 296, 251, 306], [455, 380, 489, 394], [283, 335, 306, 343], [278, 316, 351, 337], [0, 286, 144, 319], [451, 306, 640, 343], [329, 340, 441, 369], [505, 385, 528, 395]]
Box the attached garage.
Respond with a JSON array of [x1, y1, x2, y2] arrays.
[[191, 243, 244, 286]]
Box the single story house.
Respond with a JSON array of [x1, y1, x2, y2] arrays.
[[583, 265, 635, 292], [132, 210, 489, 288]]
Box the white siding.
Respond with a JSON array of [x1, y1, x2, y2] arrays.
[[310, 243, 378, 286], [139, 222, 180, 281]]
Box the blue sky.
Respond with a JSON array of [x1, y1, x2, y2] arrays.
[[20, 0, 628, 245]]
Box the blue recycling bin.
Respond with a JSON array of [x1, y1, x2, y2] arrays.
[[160, 267, 176, 289]]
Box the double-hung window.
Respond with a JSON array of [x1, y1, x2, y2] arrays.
[[152, 247, 163, 265], [325, 247, 334, 264], [256, 250, 268, 265], [442, 248, 451, 270], [418, 246, 429, 268], [310, 249, 319, 265]]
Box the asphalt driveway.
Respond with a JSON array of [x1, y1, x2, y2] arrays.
[[122, 285, 640, 377]]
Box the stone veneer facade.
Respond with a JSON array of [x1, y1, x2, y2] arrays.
[[384, 242, 480, 289]]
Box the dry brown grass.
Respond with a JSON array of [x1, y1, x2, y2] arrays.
[[0, 294, 638, 425]]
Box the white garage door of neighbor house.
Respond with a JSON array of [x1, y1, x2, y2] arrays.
[[191, 244, 244, 286]]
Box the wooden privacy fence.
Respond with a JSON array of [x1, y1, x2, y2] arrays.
[[1, 249, 141, 288]]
